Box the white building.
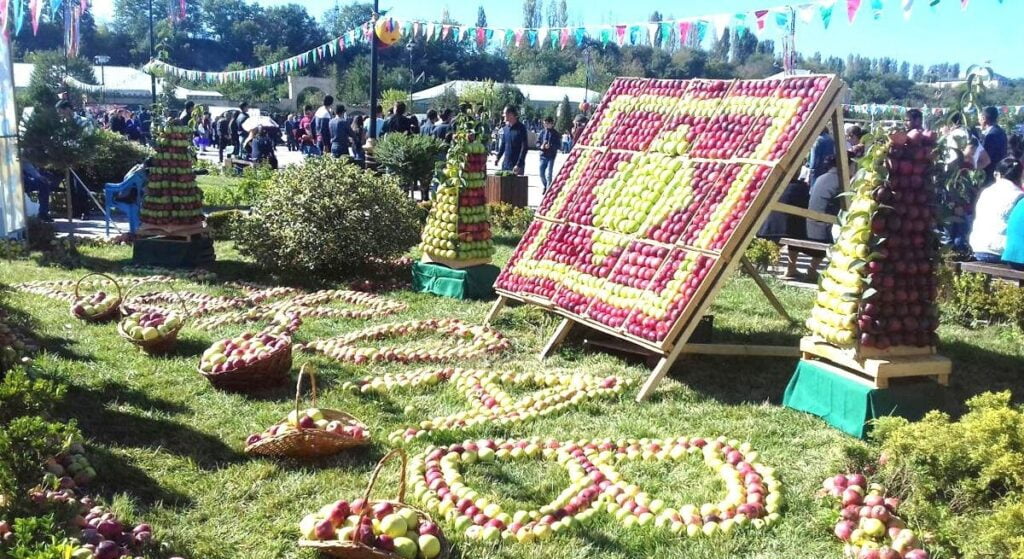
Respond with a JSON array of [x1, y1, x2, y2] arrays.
[[13, 63, 224, 106], [410, 80, 600, 113]]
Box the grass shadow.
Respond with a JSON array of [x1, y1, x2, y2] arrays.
[[85, 444, 193, 509]]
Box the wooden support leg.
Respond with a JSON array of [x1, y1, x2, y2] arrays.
[[65, 171, 73, 222], [636, 343, 687, 402], [740, 256, 793, 324], [540, 318, 574, 360], [484, 296, 507, 325]]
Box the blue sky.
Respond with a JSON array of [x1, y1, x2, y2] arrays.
[[90, 0, 1024, 78]]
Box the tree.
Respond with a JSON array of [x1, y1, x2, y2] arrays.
[[554, 0, 568, 28], [912, 64, 925, 82], [476, 6, 488, 28], [17, 51, 97, 111], [322, 2, 373, 36], [712, 28, 731, 62], [732, 29, 759, 64], [433, 85, 460, 112], [522, 0, 542, 29], [556, 95, 572, 132]]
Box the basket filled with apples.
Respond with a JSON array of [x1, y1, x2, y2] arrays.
[[299, 448, 450, 559], [198, 329, 293, 391], [246, 364, 370, 459], [69, 273, 122, 323], [117, 281, 188, 355]]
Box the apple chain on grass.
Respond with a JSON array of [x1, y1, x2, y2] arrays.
[[342, 367, 630, 443], [190, 289, 407, 331], [299, 499, 444, 559], [15, 276, 175, 303], [0, 311, 38, 370], [410, 436, 781, 544], [245, 406, 369, 447], [298, 319, 509, 365], [823, 473, 930, 559], [121, 264, 217, 283]]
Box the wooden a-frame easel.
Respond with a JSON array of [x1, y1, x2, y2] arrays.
[[486, 79, 852, 402]]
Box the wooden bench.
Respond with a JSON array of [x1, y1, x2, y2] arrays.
[[779, 237, 831, 254], [958, 261, 1024, 287]]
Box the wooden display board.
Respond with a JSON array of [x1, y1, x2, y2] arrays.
[[487, 74, 851, 401]]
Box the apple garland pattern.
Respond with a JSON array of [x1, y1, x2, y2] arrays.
[[0, 310, 38, 371], [807, 130, 940, 350], [496, 76, 837, 347], [420, 119, 495, 262], [411, 436, 781, 543], [297, 319, 509, 364], [341, 367, 630, 443], [192, 289, 408, 330], [142, 124, 204, 227], [823, 473, 930, 559]]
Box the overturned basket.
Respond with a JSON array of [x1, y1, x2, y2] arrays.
[[199, 337, 293, 392], [69, 273, 122, 323], [299, 448, 451, 559], [117, 281, 188, 355], [246, 364, 371, 459]]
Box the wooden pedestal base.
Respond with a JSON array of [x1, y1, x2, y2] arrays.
[[799, 336, 951, 388]]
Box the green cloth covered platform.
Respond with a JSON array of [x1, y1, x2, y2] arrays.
[[412, 261, 500, 300], [783, 359, 945, 439]]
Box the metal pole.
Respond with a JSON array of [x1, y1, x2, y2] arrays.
[[149, 0, 156, 105], [583, 48, 590, 104], [368, 0, 379, 141], [101, 65, 105, 103]]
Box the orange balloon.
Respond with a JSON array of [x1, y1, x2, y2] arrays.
[[375, 17, 401, 47]]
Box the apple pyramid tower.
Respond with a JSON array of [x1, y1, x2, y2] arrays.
[[806, 129, 940, 351], [420, 120, 495, 263], [141, 124, 204, 228]]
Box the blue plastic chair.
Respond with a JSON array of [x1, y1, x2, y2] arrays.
[[104, 168, 147, 236]]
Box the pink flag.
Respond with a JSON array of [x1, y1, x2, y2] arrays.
[[179, 0, 186, 20], [29, 0, 42, 34], [961, 0, 969, 9], [847, 0, 861, 22], [678, 21, 691, 46], [559, 28, 570, 49], [614, 24, 626, 46], [514, 28, 524, 47], [0, 0, 9, 33], [475, 27, 485, 48], [441, 25, 451, 40], [754, 9, 769, 31]]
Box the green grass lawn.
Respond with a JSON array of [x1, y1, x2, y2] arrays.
[[1, 240, 1022, 559], [197, 174, 244, 207]]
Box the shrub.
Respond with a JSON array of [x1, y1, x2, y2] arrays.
[[0, 368, 63, 424], [487, 202, 534, 236], [236, 157, 421, 281], [744, 238, 781, 272], [75, 130, 152, 191], [206, 209, 246, 241], [938, 271, 1024, 329], [867, 392, 1024, 559], [373, 133, 445, 192], [200, 166, 273, 207], [25, 218, 55, 252], [0, 416, 78, 510]]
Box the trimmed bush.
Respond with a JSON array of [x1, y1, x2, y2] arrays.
[[236, 157, 421, 281], [206, 209, 246, 241], [373, 133, 445, 192], [76, 130, 152, 191]]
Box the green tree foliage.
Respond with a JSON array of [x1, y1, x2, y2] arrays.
[[522, 0, 542, 29], [556, 95, 572, 132], [476, 6, 488, 28], [373, 133, 445, 191]]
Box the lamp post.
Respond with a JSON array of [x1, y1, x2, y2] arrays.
[[94, 55, 110, 104], [149, 0, 156, 105], [368, 0, 380, 143]]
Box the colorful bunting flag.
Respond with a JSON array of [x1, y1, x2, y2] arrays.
[[798, 3, 817, 23], [29, 0, 41, 34], [755, 9, 769, 31], [871, 0, 883, 19], [821, 0, 836, 28], [678, 21, 691, 46], [961, 0, 969, 10], [901, 0, 913, 19], [614, 24, 626, 46], [775, 10, 791, 30], [0, 0, 9, 34], [847, 0, 862, 22], [559, 28, 570, 49]]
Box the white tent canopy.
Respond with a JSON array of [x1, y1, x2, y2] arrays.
[[411, 80, 600, 109], [14, 63, 223, 102]]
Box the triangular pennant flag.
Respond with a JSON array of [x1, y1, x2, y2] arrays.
[[537, 27, 549, 47], [733, 13, 749, 37], [441, 25, 451, 40], [527, 29, 537, 46], [659, 22, 671, 46], [615, 24, 626, 46], [550, 29, 559, 48], [821, 1, 836, 28], [798, 3, 816, 23], [559, 28, 570, 49], [754, 9, 769, 30], [710, 13, 729, 38], [847, 0, 862, 22], [29, 0, 41, 34], [514, 28, 524, 47], [961, 0, 968, 9], [646, 22, 659, 45], [0, 0, 9, 33], [574, 27, 586, 46], [485, 28, 493, 45], [426, 23, 435, 41], [775, 10, 791, 30], [474, 27, 484, 48], [503, 28, 513, 46], [695, 20, 708, 42], [678, 21, 691, 46], [871, 0, 883, 19], [49, 0, 60, 19], [600, 27, 611, 46], [901, 0, 913, 19]]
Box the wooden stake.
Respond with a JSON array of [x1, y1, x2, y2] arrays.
[[540, 318, 574, 360], [484, 296, 507, 325], [740, 255, 793, 324]]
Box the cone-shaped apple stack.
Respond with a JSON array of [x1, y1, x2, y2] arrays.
[[420, 118, 495, 262], [807, 128, 940, 350], [141, 124, 204, 227]]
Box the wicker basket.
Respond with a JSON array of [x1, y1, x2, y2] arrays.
[[199, 339, 293, 392], [69, 273, 122, 323], [298, 449, 451, 559], [246, 365, 371, 459], [117, 281, 187, 355]]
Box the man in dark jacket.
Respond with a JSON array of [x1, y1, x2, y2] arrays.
[[284, 114, 297, 152], [432, 109, 454, 143], [981, 106, 1008, 181], [215, 112, 231, 162], [234, 102, 250, 157], [537, 116, 561, 193], [329, 105, 356, 158], [251, 127, 278, 169], [420, 109, 438, 137], [313, 96, 335, 154], [386, 101, 414, 135], [495, 105, 528, 175]]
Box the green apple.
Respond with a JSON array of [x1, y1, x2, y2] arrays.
[[397, 507, 419, 531], [393, 536, 418, 559], [418, 534, 441, 558]]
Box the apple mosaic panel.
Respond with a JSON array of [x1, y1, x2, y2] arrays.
[[497, 75, 836, 347]]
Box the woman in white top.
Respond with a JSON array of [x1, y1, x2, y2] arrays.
[[969, 157, 1024, 262]]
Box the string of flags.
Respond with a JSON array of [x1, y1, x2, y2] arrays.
[[844, 103, 1024, 118]]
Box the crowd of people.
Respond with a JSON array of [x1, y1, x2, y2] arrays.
[[761, 105, 1024, 279]]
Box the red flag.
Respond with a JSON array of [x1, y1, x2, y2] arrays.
[[754, 9, 769, 31], [475, 27, 485, 48], [847, 0, 862, 22], [678, 21, 691, 46]]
